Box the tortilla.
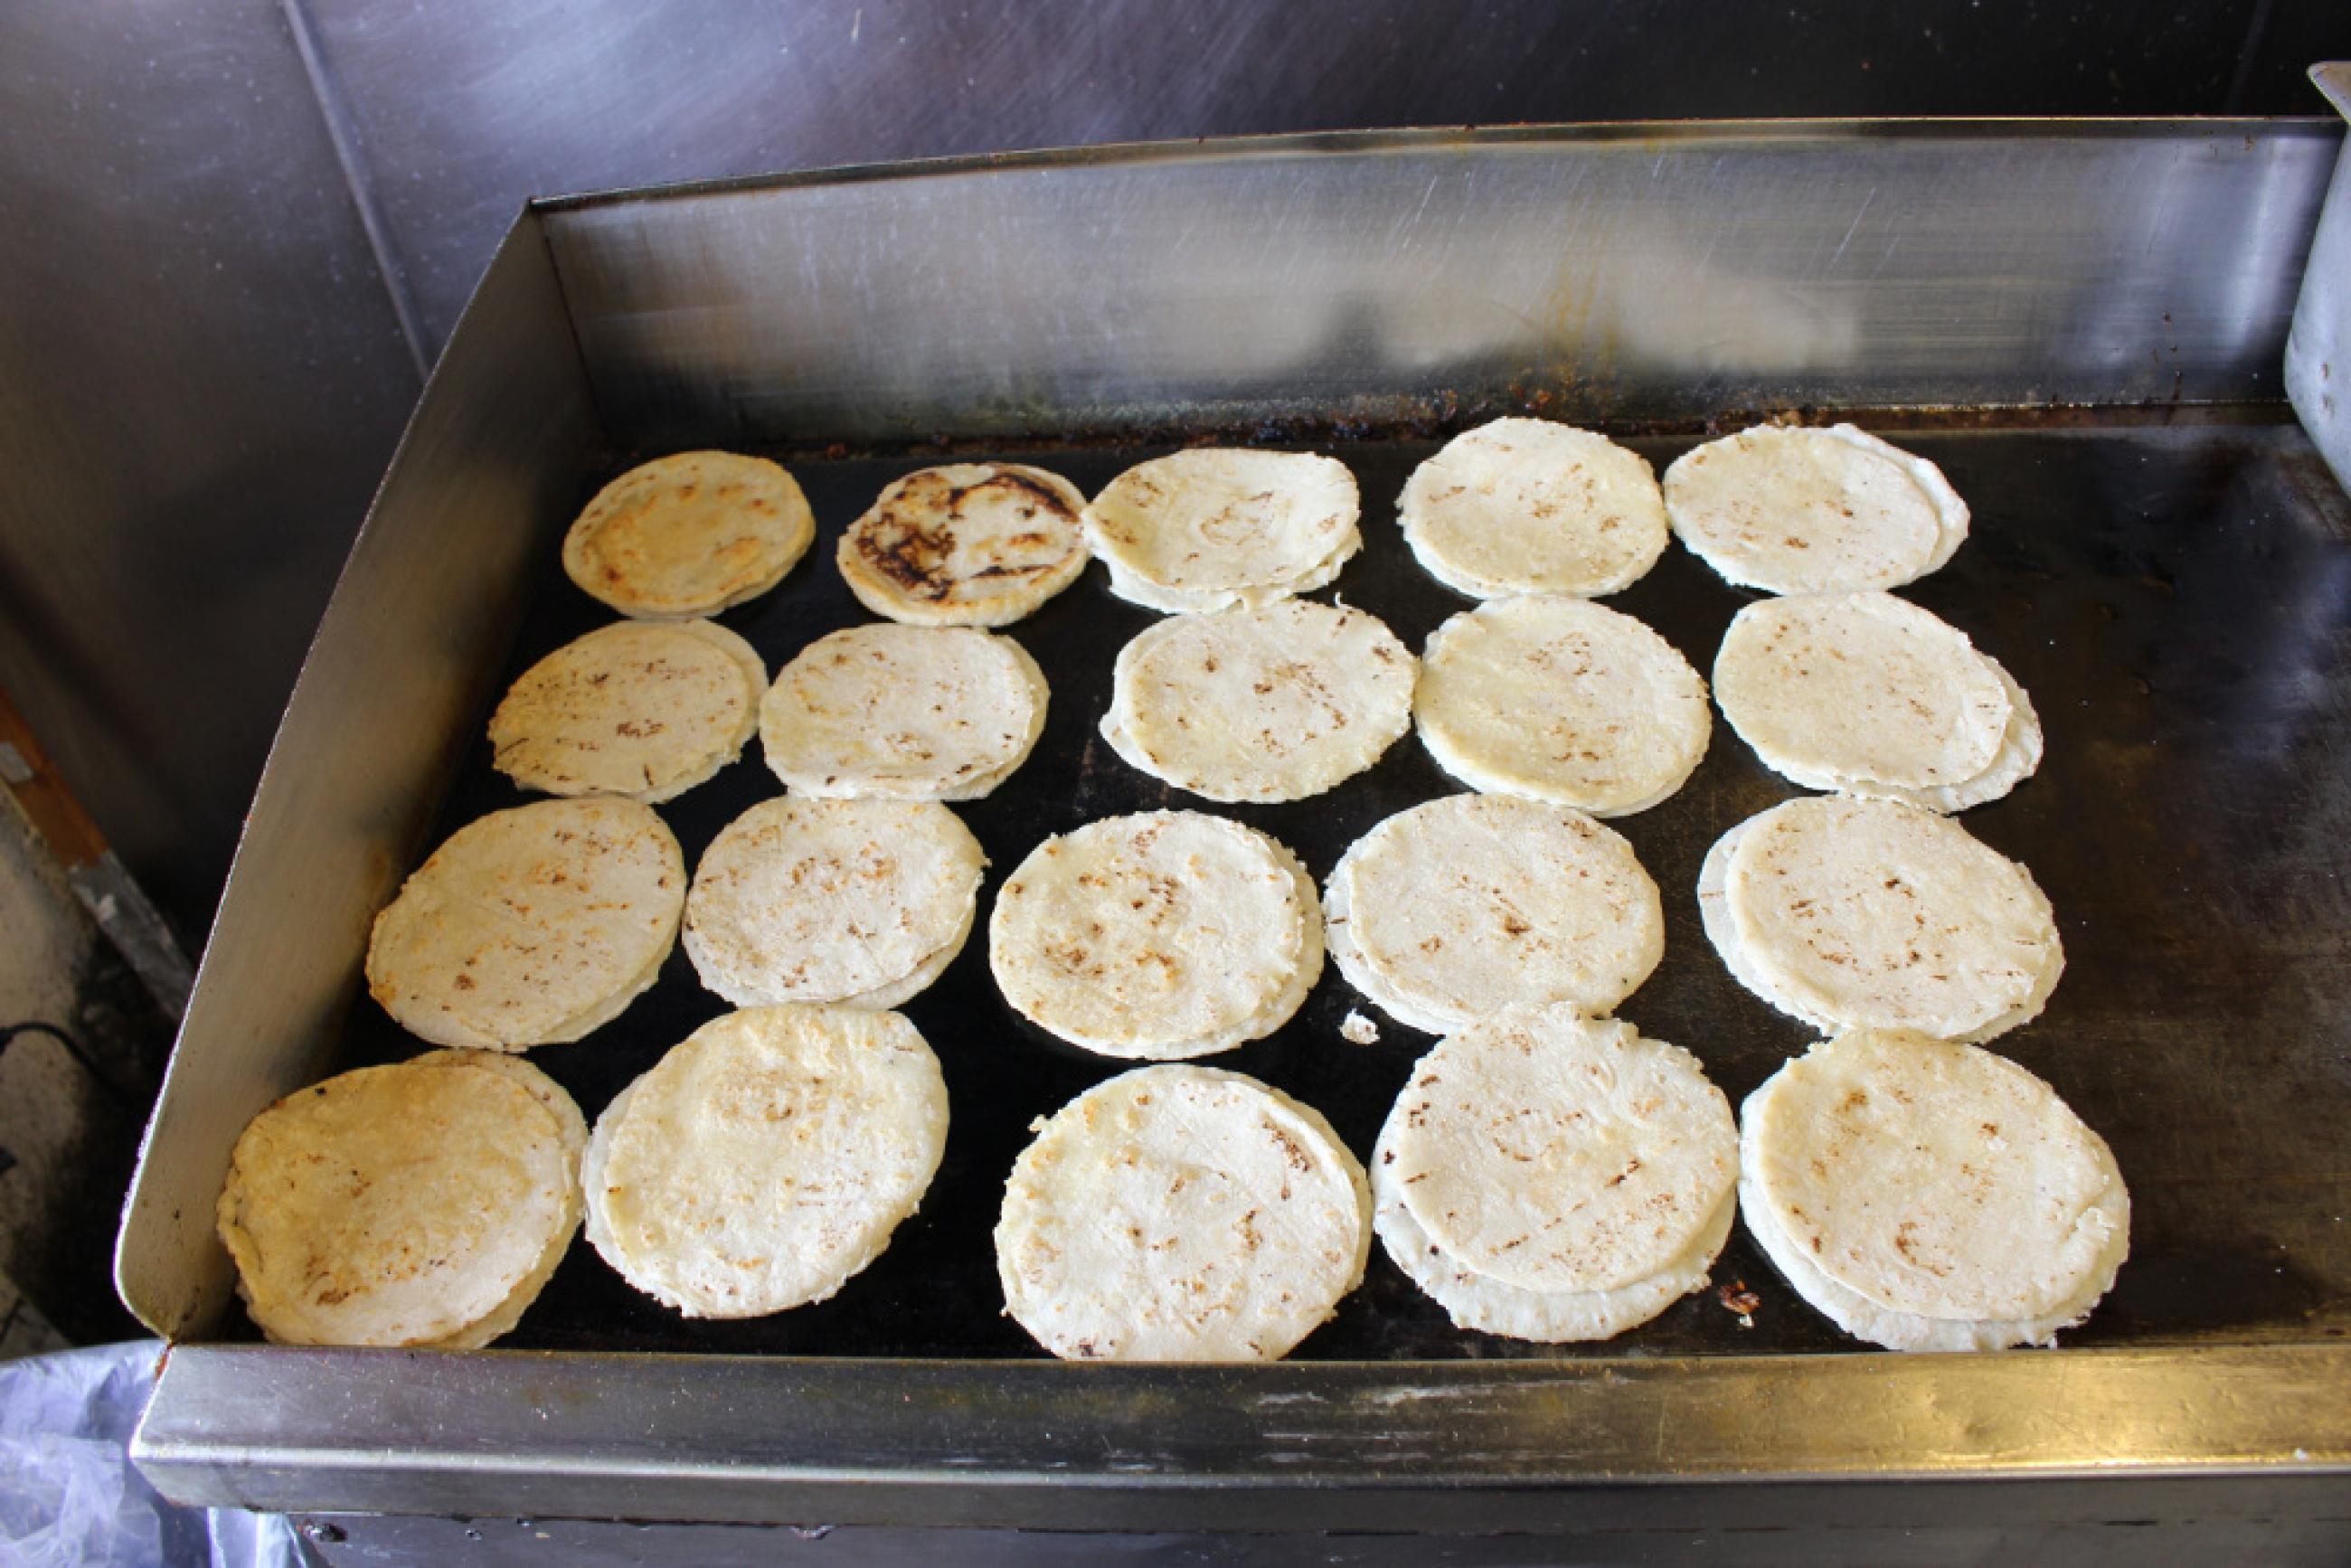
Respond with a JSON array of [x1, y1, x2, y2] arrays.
[[1101, 599, 1416, 802], [988, 811, 1320, 1059], [488, 619, 764, 803], [1084, 449, 1361, 613], [995, 1065, 1370, 1360], [562, 451, 815, 618], [1398, 419, 1669, 598], [365, 798, 685, 1050], [1414, 595, 1711, 816], [760, 624, 1047, 800], [1663, 424, 1968, 595], [683, 797, 986, 1008], [1741, 1030, 2129, 1350], [1325, 793, 1662, 1034], [838, 462, 1091, 626], [584, 1006, 949, 1318]]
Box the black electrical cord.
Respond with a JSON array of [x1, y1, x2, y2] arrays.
[[0, 1021, 135, 1109]]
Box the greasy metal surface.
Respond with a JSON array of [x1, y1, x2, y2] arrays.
[[2287, 63, 2351, 492], [0, 0, 424, 931], [111, 222, 602, 1341], [542, 124, 2340, 450], [134, 1342, 2351, 1527], [295, 0, 2351, 354], [298, 1507, 2351, 1568], [164, 420, 2349, 1365]]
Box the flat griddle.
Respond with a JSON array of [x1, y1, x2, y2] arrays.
[[289, 414, 2351, 1363]]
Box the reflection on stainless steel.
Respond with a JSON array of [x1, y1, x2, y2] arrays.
[[0, 0, 423, 928], [543, 124, 2339, 449], [2286, 64, 2351, 491], [110, 225, 599, 1341], [293, 0, 2351, 355], [131, 1342, 2351, 1527]]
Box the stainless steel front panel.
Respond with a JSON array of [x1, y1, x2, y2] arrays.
[[134, 1343, 2351, 1530], [543, 123, 2339, 449]]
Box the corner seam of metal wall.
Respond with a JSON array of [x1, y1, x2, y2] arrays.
[[277, 0, 433, 383]]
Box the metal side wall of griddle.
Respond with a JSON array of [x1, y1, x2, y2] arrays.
[[120, 120, 2351, 1538]]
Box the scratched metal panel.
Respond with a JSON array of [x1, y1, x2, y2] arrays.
[[539, 124, 2339, 449], [297, 0, 2351, 354], [137, 1342, 2351, 1528]]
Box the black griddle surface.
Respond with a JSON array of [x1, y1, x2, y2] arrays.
[[322, 418, 2351, 1360]]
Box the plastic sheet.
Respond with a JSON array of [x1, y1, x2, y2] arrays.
[[0, 1341, 297, 1567]]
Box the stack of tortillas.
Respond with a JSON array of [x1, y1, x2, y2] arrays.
[[838, 462, 1091, 626], [488, 619, 765, 803], [683, 797, 985, 1009], [1101, 599, 1416, 802], [996, 1064, 1370, 1359], [1083, 449, 1361, 612], [1700, 796, 2063, 1043], [1742, 1030, 2129, 1350], [563, 451, 816, 618], [216, 1050, 585, 1347], [1397, 419, 1669, 598], [1714, 590, 2041, 812], [760, 624, 1047, 800], [1414, 595, 1711, 816], [1663, 424, 1968, 594], [988, 811, 1320, 1059], [584, 1006, 949, 1318], [1326, 793, 1663, 1034], [1373, 1006, 1738, 1342], [366, 798, 685, 1049]]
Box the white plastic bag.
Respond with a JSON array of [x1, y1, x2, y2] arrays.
[[0, 1341, 299, 1567]]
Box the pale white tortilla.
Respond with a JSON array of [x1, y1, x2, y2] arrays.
[[1714, 592, 2013, 796], [1740, 1031, 2129, 1349], [1414, 595, 1711, 816], [1084, 449, 1362, 613], [1755, 663, 2044, 816], [365, 798, 685, 1050], [585, 1006, 949, 1318], [1663, 424, 1968, 595], [1385, 1007, 1739, 1294], [563, 451, 816, 619], [1102, 599, 1416, 803], [1325, 793, 1662, 1034], [217, 1059, 575, 1347], [489, 619, 765, 803], [683, 797, 986, 1009], [988, 811, 1319, 1059], [995, 1065, 1371, 1361], [1707, 797, 2063, 1042], [760, 624, 1047, 800], [1376, 1137, 1733, 1342], [1398, 419, 1669, 599], [838, 463, 1091, 627], [408, 1051, 588, 1350]]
